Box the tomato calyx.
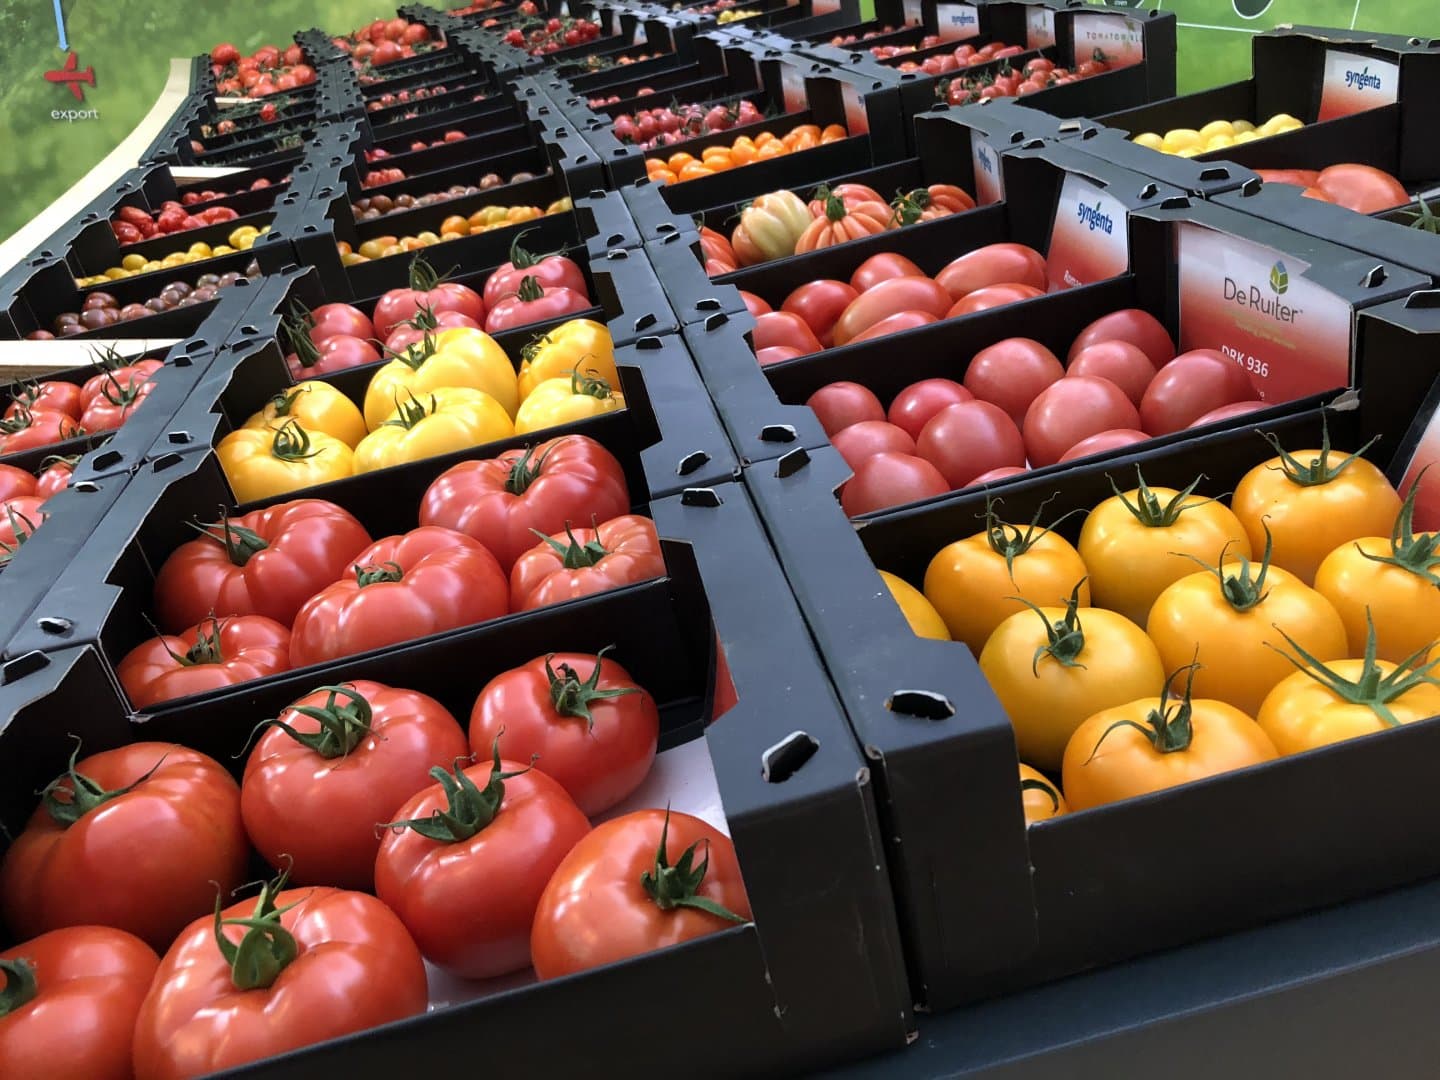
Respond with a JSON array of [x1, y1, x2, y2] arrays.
[[181, 617, 231, 665], [384, 736, 530, 842], [192, 507, 268, 566], [0, 504, 41, 566], [97, 369, 148, 409], [1359, 467, 1440, 586], [0, 957, 38, 1017], [1261, 417, 1380, 488], [1398, 193, 1440, 235], [1013, 578, 1089, 674], [39, 453, 82, 471], [0, 405, 40, 435], [271, 419, 325, 462], [981, 495, 1076, 579], [282, 314, 324, 370], [641, 806, 749, 923], [401, 303, 444, 334], [546, 645, 638, 728], [819, 194, 848, 222], [354, 560, 405, 586], [1181, 525, 1275, 613], [534, 520, 610, 569], [890, 189, 929, 226], [1113, 467, 1209, 528], [213, 867, 302, 991], [506, 442, 554, 494], [40, 737, 166, 827], [506, 228, 564, 271], [516, 275, 546, 303], [387, 329, 439, 371], [264, 388, 310, 420], [1019, 776, 1061, 814], [263, 684, 376, 759], [406, 254, 452, 293], [568, 365, 616, 401], [1088, 662, 1200, 760], [382, 389, 440, 430], [1273, 609, 1440, 728]]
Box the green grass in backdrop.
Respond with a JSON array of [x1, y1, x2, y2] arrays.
[[1, 1, 1437, 245]]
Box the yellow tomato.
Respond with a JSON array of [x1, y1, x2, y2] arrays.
[[878, 570, 949, 640], [1132, 132, 1164, 150], [923, 510, 1090, 654], [354, 387, 514, 473], [979, 584, 1165, 770], [1018, 764, 1067, 825], [359, 238, 395, 259], [1078, 472, 1251, 627], [514, 371, 625, 435], [1062, 678, 1277, 811], [121, 254, 146, 271], [1161, 128, 1201, 153], [517, 319, 618, 401], [1230, 427, 1401, 584], [216, 420, 355, 503], [1231, 119, 1256, 133], [1146, 538, 1347, 718], [363, 327, 518, 429], [1198, 119, 1235, 141], [242, 382, 368, 449]]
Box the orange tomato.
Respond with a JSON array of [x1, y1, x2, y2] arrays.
[[678, 163, 715, 182], [756, 141, 785, 160], [335, 241, 353, 257], [789, 124, 821, 142], [667, 152, 696, 172], [1019, 764, 1067, 825], [754, 131, 778, 148], [730, 137, 759, 165], [440, 216, 470, 236], [821, 124, 848, 143]]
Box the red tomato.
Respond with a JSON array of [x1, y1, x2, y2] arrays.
[[807, 382, 885, 436], [841, 452, 949, 516], [0, 407, 81, 455], [483, 237, 588, 311], [1190, 400, 1269, 427], [946, 283, 1044, 318], [485, 276, 591, 333], [374, 747, 590, 977], [757, 346, 806, 366], [1313, 164, 1409, 213], [887, 379, 973, 440], [849, 309, 940, 343], [117, 616, 292, 709], [6, 381, 81, 421], [1067, 340, 1154, 406], [34, 457, 76, 500], [0, 926, 158, 1080], [133, 876, 427, 1078], [0, 495, 45, 555], [935, 243, 1046, 301], [917, 401, 1026, 488], [512, 514, 665, 611], [383, 309, 482, 354], [287, 333, 382, 379], [752, 311, 823, 355], [309, 302, 375, 344], [1058, 427, 1151, 462], [849, 252, 926, 293], [1139, 349, 1258, 435], [833, 277, 953, 346], [0, 743, 248, 951], [290, 527, 509, 667], [0, 463, 36, 502], [78, 368, 156, 433], [1256, 168, 1321, 189], [1068, 309, 1175, 370], [242, 681, 469, 889], [831, 420, 917, 469], [1023, 375, 1141, 468], [419, 435, 630, 572], [1301, 186, 1338, 204], [782, 280, 859, 347], [963, 337, 1064, 425], [738, 290, 772, 317], [470, 650, 659, 815], [968, 466, 1028, 486], [152, 499, 372, 632], [531, 809, 751, 979]]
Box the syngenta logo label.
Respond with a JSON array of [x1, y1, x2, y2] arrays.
[[975, 145, 994, 175], [1076, 199, 1113, 234], [1344, 66, 1384, 91], [1223, 261, 1302, 321], [947, 9, 977, 26]]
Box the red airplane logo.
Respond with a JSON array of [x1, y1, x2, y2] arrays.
[[44, 52, 95, 102]]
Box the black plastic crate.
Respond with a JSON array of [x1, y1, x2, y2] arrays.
[[0, 476, 911, 1075]]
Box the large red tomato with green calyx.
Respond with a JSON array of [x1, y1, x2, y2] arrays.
[[0, 406, 82, 454], [284, 321, 381, 379], [419, 435, 630, 572], [80, 351, 162, 410], [0, 463, 36, 502], [0, 496, 46, 560], [531, 808, 751, 979], [374, 740, 590, 978], [483, 231, 589, 311], [306, 302, 375, 345], [0, 742, 248, 951], [78, 367, 157, 433], [511, 514, 666, 611], [132, 870, 427, 1080], [485, 275, 591, 333], [34, 456, 77, 499], [289, 526, 509, 667], [470, 648, 659, 815], [117, 615, 292, 709], [370, 257, 486, 340], [0, 926, 159, 1080], [5, 380, 82, 421], [241, 681, 469, 889], [153, 499, 372, 632]]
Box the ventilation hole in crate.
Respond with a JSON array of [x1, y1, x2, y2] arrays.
[[607, 248, 630, 261], [634, 312, 657, 332], [677, 451, 711, 476], [72, 481, 99, 494], [680, 486, 721, 508], [1361, 265, 1389, 289], [1021, 137, 1044, 150], [761, 424, 798, 444], [1062, 121, 1086, 136], [887, 690, 954, 721], [164, 431, 193, 446], [2, 651, 51, 684], [636, 336, 663, 351], [1139, 182, 1158, 199], [1405, 290, 1440, 309], [576, 154, 593, 165], [657, 223, 678, 237], [90, 449, 124, 471], [1239, 177, 1262, 196], [606, 232, 625, 247], [36, 617, 74, 637], [239, 324, 259, 335], [702, 308, 728, 327], [762, 732, 818, 783], [1161, 195, 1192, 210], [775, 446, 810, 478], [1199, 168, 1230, 182]]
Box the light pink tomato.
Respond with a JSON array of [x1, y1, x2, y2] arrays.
[[1023, 376, 1141, 468], [1058, 428, 1151, 462], [1066, 341, 1154, 407], [964, 338, 1064, 426], [831, 421, 916, 470], [1068, 309, 1175, 370], [807, 382, 885, 436], [1139, 349, 1258, 435], [840, 452, 949, 516], [967, 465, 1028, 486], [887, 379, 973, 441], [1188, 400, 1270, 428], [916, 401, 1025, 488]]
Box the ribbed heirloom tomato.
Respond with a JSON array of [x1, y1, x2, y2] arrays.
[[118, 615, 292, 708], [152, 499, 372, 632], [483, 234, 588, 310], [0, 926, 159, 1080], [364, 326, 519, 427], [242, 681, 470, 889], [374, 741, 590, 978], [516, 370, 626, 435], [242, 382, 368, 448], [289, 526, 509, 667], [372, 257, 486, 340], [532, 808, 751, 979], [486, 275, 592, 334], [517, 319, 618, 399], [471, 649, 659, 815], [0, 742, 248, 951], [217, 420, 355, 503], [512, 513, 665, 610], [132, 872, 427, 1080]]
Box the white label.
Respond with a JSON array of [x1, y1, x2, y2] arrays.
[[971, 130, 1003, 206], [1026, 7, 1055, 50], [633, 23, 647, 46], [841, 80, 867, 134], [1070, 13, 1144, 69], [1045, 174, 1129, 291], [1318, 50, 1400, 121], [780, 62, 807, 112], [935, 3, 981, 42], [902, 0, 922, 26]]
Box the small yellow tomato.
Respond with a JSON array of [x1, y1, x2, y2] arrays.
[[217, 420, 355, 503], [363, 327, 518, 429], [1078, 470, 1251, 626], [517, 320, 618, 401], [121, 254, 146, 271], [924, 507, 1090, 654], [1018, 764, 1067, 825], [243, 383, 368, 449], [514, 370, 625, 436], [1062, 670, 1278, 810], [1132, 132, 1164, 150], [878, 570, 949, 640], [354, 387, 514, 473], [980, 583, 1165, 770]]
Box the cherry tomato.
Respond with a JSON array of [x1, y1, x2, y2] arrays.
[[833, 277, 953, 346], [831, 420, 916, 470], [916, 401, 1024, 489], [752, 311, 822, 355], [849, 252, 925, 293], [887, 378, 973, 440], [841, 452, 949, 516], [963, 338, 1063, 425], [1139, 349, 1257, 435], [1068, 309, 1175, 370], [807, 382, 885, 435], [1023, 375, 1141, 468], [1067, 340, 1154, 407], [782, 280, 859, 347], [1058, 428, 1150, 462], [935, 243, 1046, 301]]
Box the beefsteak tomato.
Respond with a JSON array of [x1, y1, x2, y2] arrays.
[[511, 514, 665, 611], [117, 615, 293, 708]]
